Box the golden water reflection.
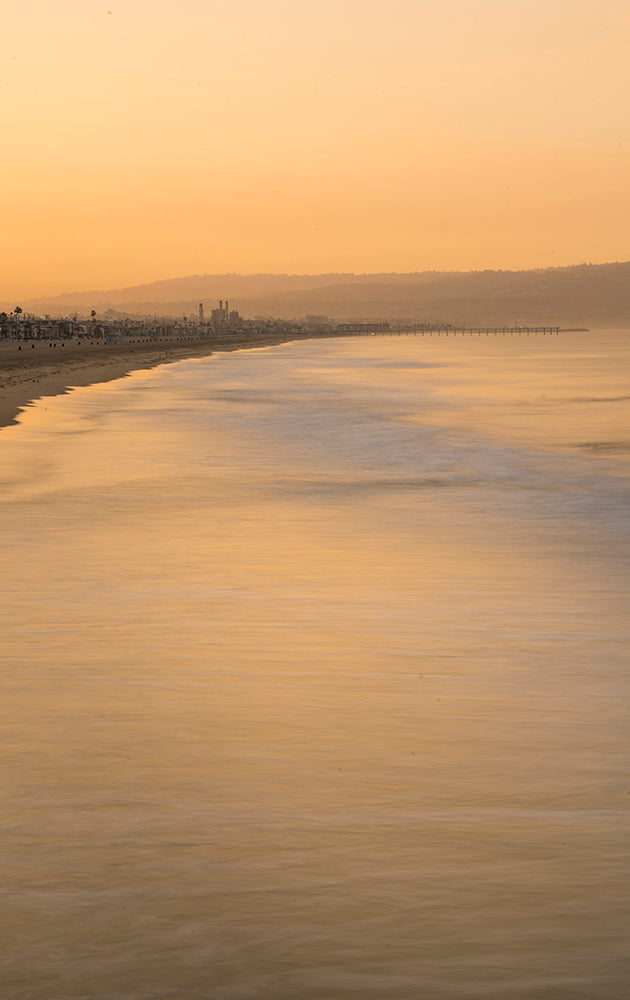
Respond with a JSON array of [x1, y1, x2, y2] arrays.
[[2, 332, 629, 998]]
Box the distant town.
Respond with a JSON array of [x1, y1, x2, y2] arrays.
[[1, 301, 566, 346], [0, 300, 389, 346]]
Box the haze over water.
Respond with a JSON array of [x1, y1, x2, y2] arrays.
[[2, 331, 629, 999]]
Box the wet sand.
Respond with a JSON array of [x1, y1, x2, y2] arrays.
[[0, 333, 305, 430]]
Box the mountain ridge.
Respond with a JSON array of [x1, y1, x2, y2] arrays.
[[4, 262, 629, 328]]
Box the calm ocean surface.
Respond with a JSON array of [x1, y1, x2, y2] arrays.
[[1, 331, 629, 999]]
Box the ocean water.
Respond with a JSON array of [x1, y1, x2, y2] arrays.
[[1, 330, 629, 1000]]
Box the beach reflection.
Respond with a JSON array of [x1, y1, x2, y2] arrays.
[[2, 333, 629, 999]]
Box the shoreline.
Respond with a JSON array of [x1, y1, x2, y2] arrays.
[[0, 333, 309, 430], [0, 325, 601, 431]]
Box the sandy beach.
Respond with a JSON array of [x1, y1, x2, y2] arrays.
[[0, 333, 305, 430]]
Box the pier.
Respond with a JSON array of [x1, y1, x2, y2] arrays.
[[335, 323, 560, 336]]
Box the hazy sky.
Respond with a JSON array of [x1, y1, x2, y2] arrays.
[[3, 0, 629, 299]]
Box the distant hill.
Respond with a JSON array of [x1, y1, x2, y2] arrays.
[[6, 262, 630, 327], [14, 272, 430, 314]]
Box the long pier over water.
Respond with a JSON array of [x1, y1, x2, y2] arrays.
[[335, 323, 560, 336]]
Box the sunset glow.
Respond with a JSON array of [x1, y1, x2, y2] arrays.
[[3, 0, 629, 299]]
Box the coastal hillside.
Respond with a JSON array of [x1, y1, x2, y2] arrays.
[[6, 271, 459, 317], [234, 263, 630, 327], [6, 262, 630, 327]]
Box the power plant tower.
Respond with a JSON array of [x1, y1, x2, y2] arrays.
[[198, 302, 204, 322]]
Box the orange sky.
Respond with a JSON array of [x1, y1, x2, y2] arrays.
[[2, 0, 629, 301]]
